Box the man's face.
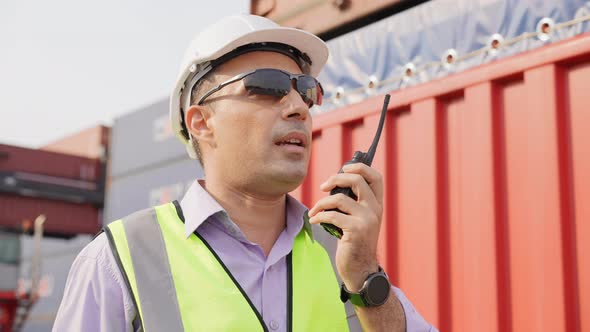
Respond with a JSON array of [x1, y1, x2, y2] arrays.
[[191, 51, 314, 195]]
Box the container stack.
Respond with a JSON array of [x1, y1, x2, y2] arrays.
[[104, 99, 203, 224], [0, 125, 109, 331]]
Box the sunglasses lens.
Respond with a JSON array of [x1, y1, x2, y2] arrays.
[[242, 69, 323, 107], [296, 76, 323, 106], [243, 69, 291, 97]]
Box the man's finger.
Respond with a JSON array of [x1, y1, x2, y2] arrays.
[[319, 173, 380, 214], [341, 163, 384, 206], [308, 193, 363, 217], [308, 210, 354, 230]]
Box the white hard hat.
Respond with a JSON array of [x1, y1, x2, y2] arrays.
[[170, 14, 330, 159]]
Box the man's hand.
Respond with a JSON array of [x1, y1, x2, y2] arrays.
[[307, 162, 383, 292], [308, 163, 407, 332]]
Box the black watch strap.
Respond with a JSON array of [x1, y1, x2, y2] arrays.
[[341, 284, 370, 307], [340, 266, 390, 307]]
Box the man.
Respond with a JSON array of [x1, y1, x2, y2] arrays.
[[54, 14, 437, 332]]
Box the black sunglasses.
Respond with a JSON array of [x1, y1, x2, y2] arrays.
[[196, 68, 324, 107]]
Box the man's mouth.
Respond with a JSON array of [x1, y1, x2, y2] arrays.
[[274, 132, 308, 153], [274, 132, 308, 148], [276, 138, 304, 147]]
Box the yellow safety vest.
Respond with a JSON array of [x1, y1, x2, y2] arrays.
[[105, 202, 350, 331]]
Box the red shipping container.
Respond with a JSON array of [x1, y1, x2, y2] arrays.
[[41, 125, 109, 160], [0, 194, 100, 236], [251, 0, 402, 36], [0, 144, 101, 182], [293, 33, 590, 331], [0, 291, 17, 332]]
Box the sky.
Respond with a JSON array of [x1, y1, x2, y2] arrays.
[[0, 0, 249, 148]]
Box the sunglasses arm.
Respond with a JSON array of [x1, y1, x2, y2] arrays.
[[196, 71, 255, 105]]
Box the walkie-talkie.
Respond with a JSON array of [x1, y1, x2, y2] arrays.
[[321, 94, 390, 238]]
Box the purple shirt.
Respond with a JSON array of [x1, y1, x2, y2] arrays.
[[53, 180, 437, 332]]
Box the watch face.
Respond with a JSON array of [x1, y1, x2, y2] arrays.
[[367, 275, 390, 305]]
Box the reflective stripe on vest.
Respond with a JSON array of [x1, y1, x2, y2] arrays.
[[105, 202, 349, 332]]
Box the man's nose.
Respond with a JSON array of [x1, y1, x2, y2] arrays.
[[281, 87, 310, 120]]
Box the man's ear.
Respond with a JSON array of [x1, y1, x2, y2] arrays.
[[185, 105, 215, 146]]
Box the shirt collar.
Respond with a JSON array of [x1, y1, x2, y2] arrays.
[[286, 195, 315, 242], [180, 180, 224, 238], [179, 180, 314, 241]]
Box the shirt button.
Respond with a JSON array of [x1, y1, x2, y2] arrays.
[[269, 320, 279, 330]]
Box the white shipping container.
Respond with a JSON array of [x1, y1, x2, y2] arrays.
[[104, 158, 203, 224], [109, 99, 187, 178]]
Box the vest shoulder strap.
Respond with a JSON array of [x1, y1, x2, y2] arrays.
[[105, 206, 185, 332]]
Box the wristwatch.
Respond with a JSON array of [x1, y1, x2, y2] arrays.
[[340, 266, 391, 307]]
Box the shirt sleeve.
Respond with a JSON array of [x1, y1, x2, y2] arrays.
[[52, 233, 136, 332], [393, 286, 439, 332]]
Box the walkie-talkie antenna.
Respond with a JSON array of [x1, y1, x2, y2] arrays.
[[365, 94, 390, 165], [321, 94, 392, 239]]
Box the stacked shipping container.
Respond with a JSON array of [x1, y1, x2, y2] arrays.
[[251, 0, 405, 37], [42, 125, 109, 160], [104, 99, 203, 223], [0, 126, 109, 331], [0, 144, 103, 237]]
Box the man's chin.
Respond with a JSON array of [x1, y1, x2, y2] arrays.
[[278, 172, 306, 189], [267, 168, 307, 192]]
